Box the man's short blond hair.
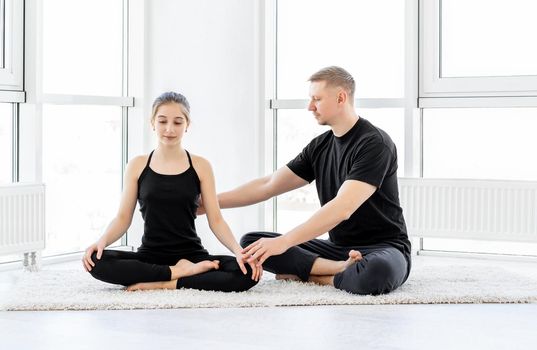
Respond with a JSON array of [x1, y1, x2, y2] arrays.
[[309, 66, 355, 103]]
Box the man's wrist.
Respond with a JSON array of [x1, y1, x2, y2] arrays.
[[278, 234, 294, 250]]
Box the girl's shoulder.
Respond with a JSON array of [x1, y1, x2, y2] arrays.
[[130, 154, 151, 168], [188, 153, 212, 175], [189, 152, 209, 166], [125, 154, 151, 179]]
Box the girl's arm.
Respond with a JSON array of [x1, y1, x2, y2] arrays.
[[82, 156, 145, 272], [193, 155, 261, 281]]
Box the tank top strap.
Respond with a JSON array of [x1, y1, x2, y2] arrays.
[[185, 150, 193, 167], [146, 150, 155, 168]]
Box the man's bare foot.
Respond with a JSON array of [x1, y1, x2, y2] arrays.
[[170, 259, 220, 280], [275, 274, 301, 281], [126, 280, 177, 291], [337, 250, 362, 273]]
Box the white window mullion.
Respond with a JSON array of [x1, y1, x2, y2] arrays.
[[0, 90, 24, 103], [271, 98, 406, 110], [40, 94, 134, 107], [404, 0, 420, 178]]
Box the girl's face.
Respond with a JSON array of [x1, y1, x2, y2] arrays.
[[152, 102, 189, 147]]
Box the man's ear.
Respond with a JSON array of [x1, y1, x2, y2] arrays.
[[337, 90, 347, 104]]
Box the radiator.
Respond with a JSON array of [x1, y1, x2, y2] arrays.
[[0, 183, 45, 269], [398, 178, 537, 242]]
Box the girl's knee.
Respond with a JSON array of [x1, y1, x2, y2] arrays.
[[234, 274, 258, 292], [88, 252, 108, 278]]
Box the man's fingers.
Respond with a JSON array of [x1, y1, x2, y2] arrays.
[[241, 242, 256, 254], [241, 243, 256, 255], [238, 260, 247, 275], [248, 261, 259, 280], [248, 247, 265, 262], [257, 254, 268, 267], [257, 265, 263, 281], [242, 239, 265, 254]]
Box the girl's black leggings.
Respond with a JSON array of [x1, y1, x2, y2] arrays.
[[89, 249, 257, 292]]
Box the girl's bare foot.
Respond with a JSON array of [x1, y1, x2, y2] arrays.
[[170, 259, 220, 280], [126, 280, 177, 291], [126, 259, 220, 292]]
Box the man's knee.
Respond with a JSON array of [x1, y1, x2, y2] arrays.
[[240, 233, 257, 248], [361, 258, 400, 294], [336, 254, 406, 295]]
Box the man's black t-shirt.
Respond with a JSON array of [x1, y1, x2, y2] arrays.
[[287, 118, 411, 256]]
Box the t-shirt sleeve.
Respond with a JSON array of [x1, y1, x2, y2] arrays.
[[346, 141, 393, 187], [286, 143, 315, 183]]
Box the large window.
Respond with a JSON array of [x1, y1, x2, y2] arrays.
[[42, 105, 122, 256], [441, 0, 537, 78], [277, 0, 405, 99], [420, 0, 537, 100], [422, 107, 537, 256], [274, 0, 409, 232], [418, 1, 537, 256], [272, 0, 537, 258], [423, 108, 537, 180], [42, 0, 123, 96], [0, 0, 24, 91], [275, 110, 326, 233], [35, 0, 130, 257]]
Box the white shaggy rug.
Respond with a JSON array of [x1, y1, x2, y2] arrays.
[[2, 256, 537, 311]]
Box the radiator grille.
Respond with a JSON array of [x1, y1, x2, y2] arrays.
[[0, 184, 45, 255], [399, 178, 537, 242]]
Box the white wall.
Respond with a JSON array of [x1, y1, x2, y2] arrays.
[[129, 0, 265, 253]]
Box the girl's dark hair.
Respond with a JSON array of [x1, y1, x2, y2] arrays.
[[151, 91, 191, 124]]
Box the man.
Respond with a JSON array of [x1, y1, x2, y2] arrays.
[[214, 66, 411, 295]]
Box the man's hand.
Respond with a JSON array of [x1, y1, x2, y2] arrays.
[[235, 252, 263, 281], [241, 236, 291, 266], [196, 197, 206, 215]]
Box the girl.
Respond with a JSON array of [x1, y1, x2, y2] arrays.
[[82, 92, 260, 292]]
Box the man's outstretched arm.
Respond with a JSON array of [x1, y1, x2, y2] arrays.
[[218, 166, 308, 209], [242, 179, 376, 265]]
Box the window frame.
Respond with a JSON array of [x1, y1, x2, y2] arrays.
[[419, 0, 537, 107], [0, 0, 23, 91]]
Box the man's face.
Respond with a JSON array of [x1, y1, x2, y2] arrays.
[[308, 81, 340, 126]]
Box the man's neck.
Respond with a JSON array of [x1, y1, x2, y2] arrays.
[[330, 111, 360, 137]]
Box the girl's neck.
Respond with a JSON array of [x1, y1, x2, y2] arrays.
[[155, 145, 184, 159]]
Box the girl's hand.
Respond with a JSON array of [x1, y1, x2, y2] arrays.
[[82, 239, 106, 272]]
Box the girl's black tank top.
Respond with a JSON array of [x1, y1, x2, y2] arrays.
[[137, 150, 207, 256]]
